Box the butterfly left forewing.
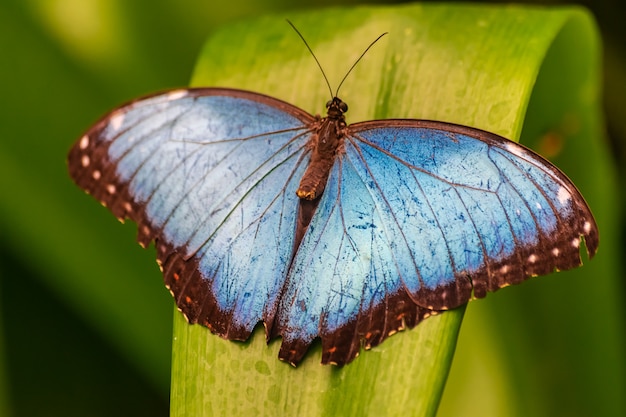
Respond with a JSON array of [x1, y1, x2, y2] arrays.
[[69, 88, 317, 341], [349, 120, 598, 305]]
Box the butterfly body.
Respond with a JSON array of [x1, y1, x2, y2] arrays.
[[297, 97, 347, 200], [69, 87, 598, 366]]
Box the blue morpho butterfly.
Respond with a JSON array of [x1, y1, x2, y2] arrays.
[[68, 24, 598, 367]]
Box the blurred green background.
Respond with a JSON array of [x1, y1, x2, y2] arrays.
[[0, 1, 623, 416]]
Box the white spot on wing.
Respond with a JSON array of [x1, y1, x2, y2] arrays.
[[167, 89, 188, 101], [504, 142, 526, 158], [81, 155, 90, 167], [79, 135, 89, 149], [583, 221, 591, 233], [106, 184, 116, 194], [571, 237, 580, 248], [557, 186, 572, 206], [92, 170, 101, 180], [552, 247, 560, 256], [110, 112, 125, 131], [528, 254, 537, 263]]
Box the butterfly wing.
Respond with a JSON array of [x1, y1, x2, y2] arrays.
[[68, 88, 316, 340], [272, 120, 598, 366]]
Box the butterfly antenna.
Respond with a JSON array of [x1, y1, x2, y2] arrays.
[[334, 32, 388, 97], [287, 20, 334, 99]]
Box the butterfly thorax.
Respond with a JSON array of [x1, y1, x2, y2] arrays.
[[296, 97, 347, 200]]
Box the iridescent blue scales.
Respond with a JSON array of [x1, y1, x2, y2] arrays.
[[68, 88, 598, 366]]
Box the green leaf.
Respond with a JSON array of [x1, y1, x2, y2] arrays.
[[172, 4, 623, 417]]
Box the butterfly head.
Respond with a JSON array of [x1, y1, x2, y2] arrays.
[[326, 97, 348, 119]]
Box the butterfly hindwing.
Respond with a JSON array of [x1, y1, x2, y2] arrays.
[[272, 153, 436, 365], [69, 88, 317, 340], [271, 120, 598, 365]]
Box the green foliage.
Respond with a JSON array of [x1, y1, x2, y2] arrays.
[[171, 4, 624, 417]]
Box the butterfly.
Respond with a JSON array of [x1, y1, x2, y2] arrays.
[[68, 28, 598, 367]]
